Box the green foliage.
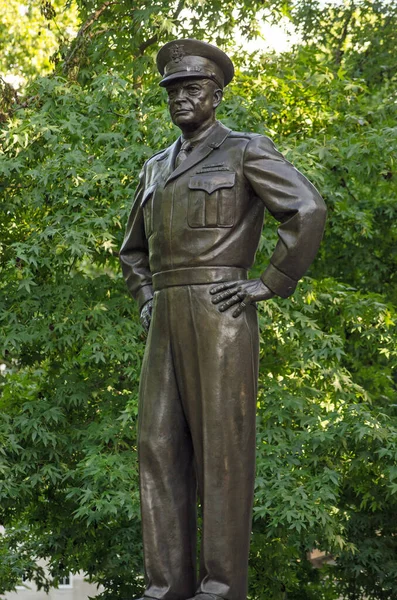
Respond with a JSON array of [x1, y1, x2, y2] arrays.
[[0, 1, 396, 599], [0, 0, 79, 88]]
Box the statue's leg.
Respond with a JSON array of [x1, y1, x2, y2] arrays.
[[138, 290, 197, 600], [170, 284, 259, 600]]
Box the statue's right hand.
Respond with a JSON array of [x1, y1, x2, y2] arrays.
[[140, 299, 153, 333]]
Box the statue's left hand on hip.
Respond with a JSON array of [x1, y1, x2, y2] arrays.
[[210, 278, 275, 318]]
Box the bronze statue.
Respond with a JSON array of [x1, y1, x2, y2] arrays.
[[120, 38, 326, 600]]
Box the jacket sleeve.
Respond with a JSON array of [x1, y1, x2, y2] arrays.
[[119, 165, 153, 310], [243, 135, 327, 298]]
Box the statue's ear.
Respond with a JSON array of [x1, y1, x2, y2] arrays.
[[213, 88, 223, 109]]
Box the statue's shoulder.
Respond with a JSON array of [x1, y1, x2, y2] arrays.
[[226, 131, 277, 155], [227, 131, 277, 148], [227, 130, 261, 140], [145, 147, 168, 167]]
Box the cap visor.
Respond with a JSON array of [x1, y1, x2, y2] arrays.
[[159, 71, 214, 87]]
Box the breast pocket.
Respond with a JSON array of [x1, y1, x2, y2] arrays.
[[141, 183, 157, 238], [188, 172, 236, 228]]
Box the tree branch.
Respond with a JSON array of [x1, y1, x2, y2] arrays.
[[63, 0, 119, 72], [138, 0, 186, 56], [77, 0, 119, 40], [334, 4, 354, 67]]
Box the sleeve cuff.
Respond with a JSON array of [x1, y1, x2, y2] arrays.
[[261, 263, 297, 298], [136, 284, 154, 310]]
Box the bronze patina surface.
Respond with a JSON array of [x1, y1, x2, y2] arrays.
[[120, 38, 327, 600]]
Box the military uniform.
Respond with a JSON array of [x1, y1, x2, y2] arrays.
[[120, 39, 327, 600]]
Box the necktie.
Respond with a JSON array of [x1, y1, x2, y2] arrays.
[[175, 140, 192, 168]]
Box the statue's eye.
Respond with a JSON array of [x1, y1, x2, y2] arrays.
[[187, 86, 201, 94]]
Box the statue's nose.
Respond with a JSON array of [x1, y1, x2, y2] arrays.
[[174, 87, 189, 101]]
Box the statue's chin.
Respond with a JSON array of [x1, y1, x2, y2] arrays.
[[172, 113, 195, 127]]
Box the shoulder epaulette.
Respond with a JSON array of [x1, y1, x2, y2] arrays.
[[227, 131, 261, 139]]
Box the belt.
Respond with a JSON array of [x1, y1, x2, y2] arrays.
[[152, 267, 248, 291]]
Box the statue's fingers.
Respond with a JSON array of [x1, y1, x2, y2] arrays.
[[211, 287, 240, 304], [141, 312, 151, 332], [210, 281, 237, 295], [233, 297, 250, 318], [218, 295, 241, 312]]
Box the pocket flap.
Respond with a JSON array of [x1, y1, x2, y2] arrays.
[[140, 183, 157, 207], [188, 172, 235, 195]]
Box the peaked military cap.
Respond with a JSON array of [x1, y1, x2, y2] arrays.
[[157, 38, 234, 89]]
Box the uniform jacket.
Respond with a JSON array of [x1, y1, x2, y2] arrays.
[[120, 121, 327, 309]]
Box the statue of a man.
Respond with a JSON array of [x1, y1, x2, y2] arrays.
[[120, 38, 326, 600]]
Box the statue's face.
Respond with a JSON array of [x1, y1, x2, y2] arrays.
[[165, 78, 222, 131]]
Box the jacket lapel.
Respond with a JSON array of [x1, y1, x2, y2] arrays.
[[165, 122, 231, 185], [155, 138, 181, 182]]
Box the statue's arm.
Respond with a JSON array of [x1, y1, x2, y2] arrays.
[[211, 135, 327, 316], [119, 166, 154, 312], [243, 135, 327, 298]]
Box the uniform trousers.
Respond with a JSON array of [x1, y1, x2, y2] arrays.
[[138, 282, 259, 600]]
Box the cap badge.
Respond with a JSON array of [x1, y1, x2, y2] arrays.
[[170, 44, 185, 63]]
